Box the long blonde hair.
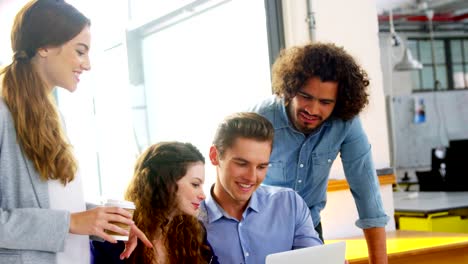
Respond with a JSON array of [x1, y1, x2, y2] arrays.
[[1, 0, 90, 184]]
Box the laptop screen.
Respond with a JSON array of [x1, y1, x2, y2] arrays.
[[265, 241, 346, 264]]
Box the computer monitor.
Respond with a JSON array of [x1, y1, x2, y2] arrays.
[[416, 170, 445, 192], [445, 139, 468, 191], [449, 139, 468, 149]]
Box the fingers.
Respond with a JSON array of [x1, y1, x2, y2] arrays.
[[85, 207, 133, 240], [119, 225, 153, 260], [101, 206, 133, 219], [101, 223, 130, 237], [120, 235, 138, 259], [95, 206, 134, 231], [130, 225, 153, 248], [105, 212, 134, 226], [71, 207, 136, 244], [95, 229, 118, 244]]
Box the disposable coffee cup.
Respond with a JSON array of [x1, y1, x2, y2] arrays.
[[103, 199, 135, 241]]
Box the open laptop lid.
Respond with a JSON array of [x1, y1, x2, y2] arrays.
[[265, 241, 346, 264]]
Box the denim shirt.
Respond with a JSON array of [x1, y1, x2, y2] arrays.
[[249, 95, 389, 229], [199, 185, 322, 264]]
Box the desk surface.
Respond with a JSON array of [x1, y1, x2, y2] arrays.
[[328, 230, 468, 264], [393, 191, 468, 214]]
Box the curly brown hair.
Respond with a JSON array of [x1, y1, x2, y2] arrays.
[[124, 142, 210, 264], [271, 42, 370, 120]]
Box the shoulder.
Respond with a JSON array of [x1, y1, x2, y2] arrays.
[[248, 95, 281, 116], [0, 98, 14, 137], [256, 185, 300, 201], [325, 116, 364, 136], [0, 98, 10, 118], [256, 186, 308, 217], [248, 95, 291, 129], [342, 116, 366, 137], [0, 98, 14, 127]]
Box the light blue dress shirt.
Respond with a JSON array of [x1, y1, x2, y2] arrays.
[[199, 185, 322, 264], [249, 95, 389, 229]]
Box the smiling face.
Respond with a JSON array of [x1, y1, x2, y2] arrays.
[[175, 162, 206, 216], [35, 25, 91, 92], [287, 77, 338, 134], [211, 137, 271, 211]]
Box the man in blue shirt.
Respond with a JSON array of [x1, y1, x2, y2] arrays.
[[250, 42, 389, 264], [199, 112, 322, 264]]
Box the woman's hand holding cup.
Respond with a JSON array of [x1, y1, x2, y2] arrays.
[[69, 199, 135, 243]]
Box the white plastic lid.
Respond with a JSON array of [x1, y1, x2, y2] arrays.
[[104, 199, 135, 209]]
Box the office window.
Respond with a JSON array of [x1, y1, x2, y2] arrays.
[[56, 0, 136, 202], [54, 0, 277, 200], [129, 0, 198, 23], [451, 40, 468, 89], [133, 0, 272, 193], [409, 38, 468, 92]]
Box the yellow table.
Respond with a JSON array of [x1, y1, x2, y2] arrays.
[[393, 192, 468, 233], [327, 230, 468, 264]]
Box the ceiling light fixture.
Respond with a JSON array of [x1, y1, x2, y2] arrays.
[[391, 9, 423, 71]]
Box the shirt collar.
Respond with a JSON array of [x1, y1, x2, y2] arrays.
[[247, 190, 260, 213], [203, 184, 261, 223]]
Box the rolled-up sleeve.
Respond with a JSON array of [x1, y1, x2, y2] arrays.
[[341, 117, 389, 229]]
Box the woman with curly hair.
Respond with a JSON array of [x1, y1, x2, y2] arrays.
[[92, 141, 218, 264], [249, 42, 388, 264]]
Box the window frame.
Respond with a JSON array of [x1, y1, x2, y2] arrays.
[[409, 37, 468, 93]]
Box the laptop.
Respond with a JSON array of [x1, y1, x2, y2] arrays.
[[265, 241, 346, 264]]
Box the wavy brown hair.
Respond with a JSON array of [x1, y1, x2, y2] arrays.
[[125, 142, 211, 264], [0, 0, 90, 184], [272, 42, 370, 121]]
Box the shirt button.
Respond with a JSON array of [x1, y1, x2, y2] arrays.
[[299, 164, 304, 168], [298, 180, 302, 183], [328, 159, 332, 163], [245, 252, 249, 257]]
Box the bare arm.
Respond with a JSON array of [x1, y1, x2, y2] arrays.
[[363, 227, 388, 264]]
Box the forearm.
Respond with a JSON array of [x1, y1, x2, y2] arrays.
[[0, 207, 69, 252], [363, 227, 387, 264]]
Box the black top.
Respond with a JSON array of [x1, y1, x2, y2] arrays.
[[90, 232, 219, 264]]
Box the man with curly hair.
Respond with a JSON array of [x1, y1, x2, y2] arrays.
[[250, 42, 389, 264]]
